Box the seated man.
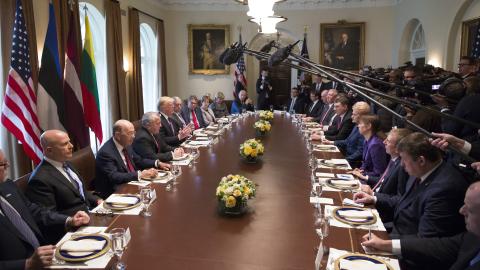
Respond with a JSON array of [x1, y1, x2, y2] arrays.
[[316, 101, 370, 167], [231, 90, 254, 114], [181, 95, 207, 130], [0, 149, 90, 269], [285, 87, 306, 114], [322, 95, 354, 141], [361, 181, 480, 270], [133, 112, 184, 162], [354, 133, 469, 239], [26, 130, 101, 217], [303, 90, 325, 120], [94, 120, 170, 198], [158, 96, 191, 147]]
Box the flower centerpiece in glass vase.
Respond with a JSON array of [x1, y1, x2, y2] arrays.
[[253, 120, 271, 137], [239, 138, 264, 163], [259, 110, 274, 123], [216, 174, 256, 215]]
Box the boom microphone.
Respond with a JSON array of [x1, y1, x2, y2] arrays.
[[255, 40, 276, 60], [268, 40, 300, 67], [219, 42, 237, 64], [222, 42, 246, 65]]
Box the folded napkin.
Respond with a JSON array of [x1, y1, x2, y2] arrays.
[[330, 180, 358, 186], [336, 174, 354, 180], [316, 172, 335, 178], [339, 259, 387, 270], [337, 210, 373, 219], [173, 154, 189, 161], [326, 159, 350, 165], [188, 140, 210, 146], [105, 196, 138, 205], [61, 239, 106, 252]]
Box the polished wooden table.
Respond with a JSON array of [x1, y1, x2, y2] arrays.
[[91, 114, 391, 270]]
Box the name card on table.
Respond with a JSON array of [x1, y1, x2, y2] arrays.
[[310, 197, 334, 205]]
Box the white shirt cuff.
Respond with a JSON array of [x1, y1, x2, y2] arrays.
[[462, 141, 472, 155], [392, 239, 402, 255]]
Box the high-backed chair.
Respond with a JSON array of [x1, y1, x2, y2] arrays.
[[132, 119, 142, 131], [14, 172, 31, 193], [68, 147, 96, 191]]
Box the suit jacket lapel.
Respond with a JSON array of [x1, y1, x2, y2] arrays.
[[395, 171, 436, 220], [44, 162, 84, 201], [109, 139, 128, 172], [161, 115, 173, 135]]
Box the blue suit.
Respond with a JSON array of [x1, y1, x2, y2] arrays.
[[94, 138, 157, 198], [334, 125, 364, 166], [376, 162, 468, 239]]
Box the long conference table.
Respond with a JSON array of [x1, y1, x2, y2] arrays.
[[87, 113, 393, 270]]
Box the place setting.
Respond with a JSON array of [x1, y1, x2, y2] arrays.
[[313, 144, 340, 153], [91, 188, 156, 216], [324, 205, 386, 231], [317, 158, 352, 170], [323, 248, 401, 270]]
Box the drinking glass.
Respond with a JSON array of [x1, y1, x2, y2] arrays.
[[315, 217, 330, 241], [140, 187, 152, 217], [191, 147, 200, 163], [269, 105, 274, 111], [315, 184, 323, 198], [111, 228, 126, 270], [172, 164, 181, 178]]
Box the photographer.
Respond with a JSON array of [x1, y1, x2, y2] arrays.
[[256, 68, 273, 110]]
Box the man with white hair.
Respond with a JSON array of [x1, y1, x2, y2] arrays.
[[94, 119, 170, 198], [158, 96, 191, 146]]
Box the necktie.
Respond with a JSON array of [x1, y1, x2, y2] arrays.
[[337, 116, 342, 129], [373, 159, 395, 191], [320, 105, 332, 124], [176, 113, 186, 127], [62, 163, 85, 199], [0, 197, 40, 248], [122, 149, 135, 172], [289, 98, 296, 112], [167, 118, 176, 135], [151, 134, 159, 152], [470, 250, 480, 266], [309, 102, 315, 113], [191, 110, 200, 129], [316, 83, 320, 91]]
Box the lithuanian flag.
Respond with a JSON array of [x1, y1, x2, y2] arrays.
[[80, 14, 102, 143]]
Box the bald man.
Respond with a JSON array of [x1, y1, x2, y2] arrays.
[[26, 130, 101, 217], [361, 181, 480, 270], [94, 120, 170, 198]]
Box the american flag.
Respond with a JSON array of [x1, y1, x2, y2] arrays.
[[298, 32, 309, 83], [234, 32, 247, 98], [1, 0, 42, 164], [471, 22, 480, 58]]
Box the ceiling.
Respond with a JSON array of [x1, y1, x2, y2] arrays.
[[147, 0, 402, 11]]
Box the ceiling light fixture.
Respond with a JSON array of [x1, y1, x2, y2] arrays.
[[248, 16, 287, 34]]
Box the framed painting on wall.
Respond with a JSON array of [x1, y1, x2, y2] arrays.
[[460, 17, 480, 57], [320, 21, 365, 71], [188, 24, 230, 75]]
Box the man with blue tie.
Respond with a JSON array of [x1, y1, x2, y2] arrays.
[[158, 96, 191, 147], [26, 130, 102, 217], [361, 181, 480, 270], [0, 149, 90, 269], [285, 87, 305, 114], [354, 133, 469, 239]]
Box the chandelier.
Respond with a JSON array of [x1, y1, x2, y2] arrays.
[[235, 0, 287, 34]]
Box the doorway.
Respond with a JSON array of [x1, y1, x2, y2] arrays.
[[259, 60, 292, 109]]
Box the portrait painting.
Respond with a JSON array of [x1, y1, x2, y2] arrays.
[[460, 17, 480, 57], [188, 24, 230, 75], [320, 22, 365, 71]]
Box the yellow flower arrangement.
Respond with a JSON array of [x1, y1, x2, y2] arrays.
[[216, 174, 256, 208], [259, 110, 274, 121], [239, 138, 264, 161], [254, 120, 272, 134]]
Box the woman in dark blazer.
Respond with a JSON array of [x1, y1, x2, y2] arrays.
[[350, 115, 388, 187]]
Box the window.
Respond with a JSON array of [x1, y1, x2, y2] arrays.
[[410, 24, 426, 65], [140, 23, 158, 113], [79, 2, 109, 150]]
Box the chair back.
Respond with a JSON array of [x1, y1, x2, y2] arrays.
[[68, 147, 96, 190], [14, 173, 31, 193]]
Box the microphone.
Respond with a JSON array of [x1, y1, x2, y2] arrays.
[[219, 42, 237, 64], [222, 42, 246, 65], [255, 40, 276, 60], [268, 40, 300, 68]]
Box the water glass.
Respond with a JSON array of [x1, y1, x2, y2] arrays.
[[191, 147, 200, 163], [315, 217, 330, 240], [172, 165, 181, 178], [111, 228, 126, 270], [269, 105, 274, 111], [140, 187, 152, 217]]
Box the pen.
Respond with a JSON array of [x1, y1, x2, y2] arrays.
[[368, 227, 372, 240]]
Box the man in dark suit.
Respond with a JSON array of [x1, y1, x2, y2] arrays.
[[256, 69, 273, 110], [314, 89, 337, 125], [0, 149, 90, 270], [158, 96, 191, 147], [94, 120, 171, 198], [133, 112, 184, 162], [333, 32, 357, 70], [322, 96, 354, 141], [311, 75, 334, 93], [362, 181, 480, 270], [285, 87, 306, 114], [25, 130, 101, 217], [355, 133, 469, 239], [304, 91, 324, 118], [181, 95, 207, 130]]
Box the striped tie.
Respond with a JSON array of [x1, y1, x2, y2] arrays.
[[0, 197, 40, 248]]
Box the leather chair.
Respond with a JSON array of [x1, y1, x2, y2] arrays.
[[132, 120, 142, 131], [14, 172, 31, 193], [68, 147, 96, 191]]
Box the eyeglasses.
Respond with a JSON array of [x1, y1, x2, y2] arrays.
[[458, 63, 472, 67], [0, 161, 9, 168]]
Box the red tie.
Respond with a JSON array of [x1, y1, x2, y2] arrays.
[[191, 110, 200, 129], [337, 116, 342, 129], [373, 159, 394, 191], [320, 105, 332, 124], [122, 149, 135, 172]]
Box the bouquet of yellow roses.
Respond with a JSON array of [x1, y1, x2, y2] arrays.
[[254, 120, 271, 135], [239, 138, 264, 162], [259, 110, 274, 121], [216, 174, 256, 210]]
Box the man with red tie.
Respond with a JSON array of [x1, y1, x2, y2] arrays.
[[181, 95, 207, 130], [94, 119, 171, 198]]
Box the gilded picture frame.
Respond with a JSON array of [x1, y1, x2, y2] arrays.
[[460, 17, 480, 57], [320, 21, 365, 71], [188, 24, 230, 75]]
